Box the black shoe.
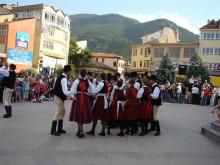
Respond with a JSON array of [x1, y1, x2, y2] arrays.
[[77, 132, 85, 138], [154, 131, 161, 136], [50, 120, 60, 136], [86, 130, 95, 136], [139, 132, 145, 136], [3, 106, 11, 118], [98, 132, 105, 136], [117, 132, 124, 136], [58, 120, 66, 134], [107, 127, 111, 135]]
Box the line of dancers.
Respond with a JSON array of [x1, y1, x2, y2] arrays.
[[51, 65, 162, 138]]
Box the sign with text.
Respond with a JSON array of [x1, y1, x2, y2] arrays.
[[8, 48, 32, 66], [16, 32, 29, 49]]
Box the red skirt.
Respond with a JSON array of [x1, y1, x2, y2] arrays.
[[124, 100, 138, 120], [117, 101, 125, 121], [92, 96, 108, 121], [69, 93, 93, 124], [108, 100, 118, 121], [138, 100, 153, 120]]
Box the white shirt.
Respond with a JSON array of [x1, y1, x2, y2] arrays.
[[70, 78, 94, 95], [177, 85, 182, 94], [134, 79, 141, 90], [61, 73, 71, 96], [150, 83, 160, 99], [189, 78, 194, 84], [92, 81, 104, 94], [109, 83, 117, 102], [137, 86, 146, 99], [192, 86, 199, 94], [0, 66, 9, 77]]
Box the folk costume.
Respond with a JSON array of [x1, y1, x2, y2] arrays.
[[69, 77, 94, 138], [0, 64, 16, 118], [137, 85, 153, 136], [50, 65, 71, 136]]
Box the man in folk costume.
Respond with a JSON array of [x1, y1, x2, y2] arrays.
[[149, 75, 162, 136], [0, 63, 16, 118], [50, 65, 72, 136], [136, 78, 153, 136], [69, 69, 94, 138], [87, 73, 109, 136]]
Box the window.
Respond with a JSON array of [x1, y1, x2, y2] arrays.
[[40, 59, 43, 63], [202, 48, 220, 55], [102, 58, 104, 62], [43, 41, 54, 50], [45, 12, 49, 19], [144, 60, 150, 67], [133, 61, 136, 68], [96, 58, 98, 62], [154, 48, 164, 57], [168, 47, 180, 58], [133, 49, 137, 56], [203, 32, 220, 40], [140, 61, 142, 67], [0, 27, 6, 36], [113, 61, 117, 67], [184, 48, 195, 58], [50, 14, 55, 23], [57, 16, 64, 26], [140, 48, 143, 55]]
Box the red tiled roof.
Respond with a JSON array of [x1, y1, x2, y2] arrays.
[[200, 20, 220, 29], [92, 53, 126, 60], [82, 61, 116, 71]]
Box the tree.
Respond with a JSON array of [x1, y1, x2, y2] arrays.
[[186, 54, 209, 81], [68, 38, 92, 73], [156, 54, 175, 84]]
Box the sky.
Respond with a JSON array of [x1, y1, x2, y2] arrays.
[[3, 0, 220, 34]]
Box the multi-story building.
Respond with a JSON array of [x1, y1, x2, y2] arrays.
[[12, 4, 70, 73], [199, 20, 220, 76], [131, 27, 199, 74], [0, 5, 15, 23], [92, 53, 126, 74]]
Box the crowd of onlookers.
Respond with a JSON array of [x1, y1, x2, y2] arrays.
[[0, 72, 56, 103], [161, 75, 220, 106]]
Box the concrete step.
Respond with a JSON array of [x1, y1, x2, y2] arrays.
[[211, 122, 220, 132], [201, 125, 220, 144]]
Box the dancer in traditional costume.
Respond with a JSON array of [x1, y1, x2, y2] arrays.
[[69, 69, 94, 138]]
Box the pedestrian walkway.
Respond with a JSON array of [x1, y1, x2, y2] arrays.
[[0, 101, 219, 165]]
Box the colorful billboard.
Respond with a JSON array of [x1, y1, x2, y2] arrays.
[[16, 32, 29, 49], [7, 48, 32, 66]]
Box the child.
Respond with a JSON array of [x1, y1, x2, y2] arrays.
[[124, 79, 138, 135]]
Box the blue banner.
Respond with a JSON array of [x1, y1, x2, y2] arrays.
[[8, 48, 32, 66]]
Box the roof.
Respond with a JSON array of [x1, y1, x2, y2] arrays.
[[82, 61, 116, 71], [200, 20, 220, 30], [132, 42, 199, 48], [12, 4, 44, 11], [0, 17, 35, 25], [92, 53, 126, 60], [0, 6, 13, 15]]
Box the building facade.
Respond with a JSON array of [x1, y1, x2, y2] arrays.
[[131, 27, 199, 74], [199, 20, 220, 76], [12, 4, 70, 73], [92, 53, 126, 74]]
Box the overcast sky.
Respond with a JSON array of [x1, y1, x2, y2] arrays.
[[5, 0, 220, 34]]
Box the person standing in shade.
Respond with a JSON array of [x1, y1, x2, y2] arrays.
[[50, 65, 72, 136], [0, 63, 16, 118], [149, 75, 162, 136]]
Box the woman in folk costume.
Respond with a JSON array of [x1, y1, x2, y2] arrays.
[[87, 73, 109, 136], [136, 78, 153, 136], [69, 69, 94, 138], [124, 79, 138, 135]]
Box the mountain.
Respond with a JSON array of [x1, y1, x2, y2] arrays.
[[70, 14, 199, 59]]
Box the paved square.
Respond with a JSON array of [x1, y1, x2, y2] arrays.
[[0, 101, 219, 165]]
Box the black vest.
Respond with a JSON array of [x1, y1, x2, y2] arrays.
[[100, 80, 107, 94], [53, 75, 67, 101], [77, 79, 89, 92], [140, 87, 148, 102], [2, 70, 16, 89], [150, 84, 162, 106]]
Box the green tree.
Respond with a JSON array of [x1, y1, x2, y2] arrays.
[[156, 54, 175, 84], [186, 54, 210, 81], [68, 38, 92, 73]]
